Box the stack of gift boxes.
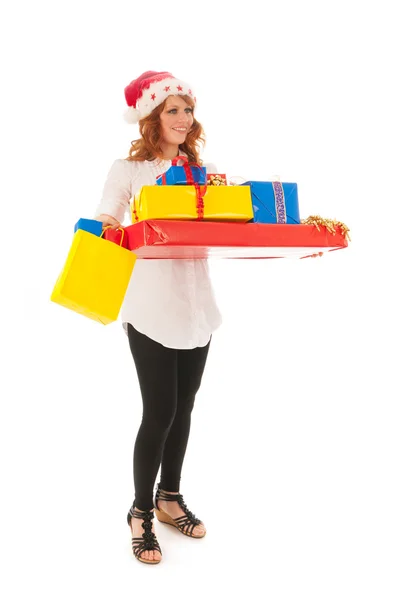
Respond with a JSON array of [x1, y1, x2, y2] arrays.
[[51, 157, 347, 324], [130, 156, 301, 225]]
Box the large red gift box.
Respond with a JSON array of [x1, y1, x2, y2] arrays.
[[122, 220, 348, 259]]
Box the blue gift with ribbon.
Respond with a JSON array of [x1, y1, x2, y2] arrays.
[[156, 155, 207, 185], [241, 181, 300, 224], [74, 218, 103, 236]]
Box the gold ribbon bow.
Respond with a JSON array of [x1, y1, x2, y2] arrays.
[[207, 174, 227, 186], [301, 215, 351, 242]]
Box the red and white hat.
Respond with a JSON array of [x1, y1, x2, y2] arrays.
[[124, 70, 196, 124]]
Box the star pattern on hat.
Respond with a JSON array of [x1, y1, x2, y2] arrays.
[[124, 72, 196, 122]]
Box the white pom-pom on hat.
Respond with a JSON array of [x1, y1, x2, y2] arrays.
[[123, 106, 140, 124], [123, 70, 196, 124]]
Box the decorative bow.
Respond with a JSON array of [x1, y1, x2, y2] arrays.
[[301, 215, 351, 241]]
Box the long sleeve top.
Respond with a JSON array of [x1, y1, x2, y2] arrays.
[[94, 156, 223, 349]]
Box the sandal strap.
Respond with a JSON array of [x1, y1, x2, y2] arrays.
[[174, 515, 199, 536], [131, 537, 162, 558], [155, 489, 181, 502], [130, 508, 155, 520], [154, 484, 202, 528], [127, 502, 162, 556], [127, 502, 155, 524]]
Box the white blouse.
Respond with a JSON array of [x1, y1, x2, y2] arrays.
[[93, 156, 223, 349]]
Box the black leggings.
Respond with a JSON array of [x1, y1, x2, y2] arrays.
[[127, 324, 211, 511]]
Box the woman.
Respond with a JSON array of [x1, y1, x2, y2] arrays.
[[94, 71, 222, 565]]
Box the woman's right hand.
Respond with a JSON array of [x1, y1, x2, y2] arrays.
[[96, 214, 122, 230]]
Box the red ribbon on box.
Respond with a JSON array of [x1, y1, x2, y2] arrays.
[[167, 155, 207, 220]]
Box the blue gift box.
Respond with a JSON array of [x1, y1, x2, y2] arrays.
[[241, 181, 300, 224], [74, 218, 103, 236], [156, 165, 207, 186]]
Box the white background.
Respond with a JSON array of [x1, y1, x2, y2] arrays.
[[1, 0, 399, 598]]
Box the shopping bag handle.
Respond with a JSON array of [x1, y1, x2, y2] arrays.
[[101, 225, 125, 247]]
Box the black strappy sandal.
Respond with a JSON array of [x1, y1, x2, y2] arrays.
[[153, 483, 206, 538], [127, 503, 162, 564]]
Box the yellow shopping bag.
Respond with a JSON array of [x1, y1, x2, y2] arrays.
[[50, 227, 136, 325]]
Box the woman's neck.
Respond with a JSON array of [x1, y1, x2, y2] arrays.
[[160, 143, 180, 161]]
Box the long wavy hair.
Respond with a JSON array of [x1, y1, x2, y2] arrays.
[[126, 95, 205, 164]]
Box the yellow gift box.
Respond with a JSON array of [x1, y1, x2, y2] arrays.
[[51, 228, 136, 325], [131, 185, 253, 223]]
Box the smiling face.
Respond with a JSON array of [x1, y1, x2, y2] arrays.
[[159, 95, 194, 147]]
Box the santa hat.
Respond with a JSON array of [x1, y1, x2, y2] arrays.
[[124, 70, 197, 124]]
